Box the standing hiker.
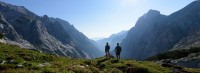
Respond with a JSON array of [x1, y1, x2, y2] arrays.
[[105, 42, 110, 58], [115, 43, 122, 60]]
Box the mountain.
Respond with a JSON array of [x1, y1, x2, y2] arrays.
[[0, 43, 199, 73], [0, 1, 103, 58], [96, 30, 128, 51], [121, 0, 200, 60], [92, 37, 104, 41]]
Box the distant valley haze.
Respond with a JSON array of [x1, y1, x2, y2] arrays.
[[0, 0, 195, 39]]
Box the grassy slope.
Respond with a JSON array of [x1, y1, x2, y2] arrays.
[[0, 43, 199, 73]]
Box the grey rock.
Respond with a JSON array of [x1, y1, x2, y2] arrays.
[[16, 64, 23, 68], [1, 60, 6, 64], [37, 62, 51, 67], [9, 60, 14, 63], [177, 59, 200, 68]]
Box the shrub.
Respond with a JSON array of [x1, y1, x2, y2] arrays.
[[0, 64, 15, 70], [173, 66, 183, 70], [161, 63, 173, 68], [89, 66, 100, 73], [125, 67, 149, 73], [84, 60, 92, 65], [42, 68, 55, 73], [110, 68, 123, 73]]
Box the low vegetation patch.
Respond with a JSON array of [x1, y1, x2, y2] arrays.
[[146, 47, 200, 61], [0, 43, 199, 73]]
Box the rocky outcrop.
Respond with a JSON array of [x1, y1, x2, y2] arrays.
[[0, 13, 34, 49], [155, 53, 200, 68], [172, 31, 200, 50]]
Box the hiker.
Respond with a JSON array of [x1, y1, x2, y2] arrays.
[[105, 42, 110, 58], [115, 43, 122, 60]]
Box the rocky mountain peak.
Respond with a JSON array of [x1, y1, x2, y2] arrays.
[[186, 0, 200, 11], [142, 9, 161, 20], [0, 1, 36, 18], [133, 9, 164, 32], [42, 15, 49, 19], [193, 0, 200, 4], [146, 9, 160, 15], [41, 15, 51, 23]]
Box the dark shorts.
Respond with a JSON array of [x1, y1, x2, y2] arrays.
[[116, 52, 120, 55]]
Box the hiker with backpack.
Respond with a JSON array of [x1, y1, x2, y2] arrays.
[[105, 42, 110, 58], [115, 43, 122, 60]]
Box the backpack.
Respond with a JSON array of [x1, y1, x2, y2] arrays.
[[115, 46, 121, 53], [105, 45, 110, 51]]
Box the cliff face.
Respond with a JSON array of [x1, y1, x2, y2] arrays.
[[0, 1, 103, 58], [121, 1, 200, 60]]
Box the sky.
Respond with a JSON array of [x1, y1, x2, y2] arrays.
[[0, 0, 196, 39]]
